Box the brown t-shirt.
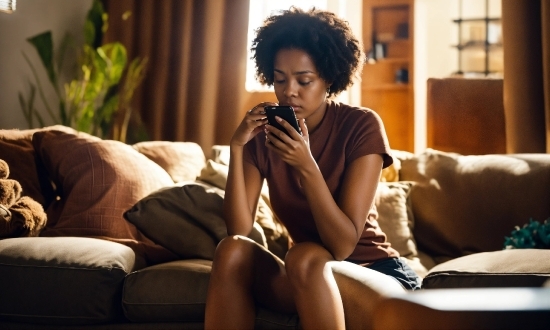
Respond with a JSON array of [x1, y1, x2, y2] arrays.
[[243, 101, 399, 264]]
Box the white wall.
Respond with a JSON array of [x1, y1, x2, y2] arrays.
[[414, 0, 459, 153], [413, 0, 501, 153], [0, 0, 92, 129]]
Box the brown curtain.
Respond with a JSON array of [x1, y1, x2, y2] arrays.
[[101, 0, 250, 153], [502, 0, 550, 153]]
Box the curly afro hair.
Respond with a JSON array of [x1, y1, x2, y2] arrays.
[[251, 6, 364, 97]]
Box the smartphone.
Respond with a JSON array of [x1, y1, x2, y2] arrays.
[[264, 106, 302, 136]]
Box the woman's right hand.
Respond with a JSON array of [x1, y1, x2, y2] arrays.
[[230, 102, 275, 147]]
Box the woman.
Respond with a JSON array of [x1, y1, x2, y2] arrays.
[[204, 7, 421, 329]]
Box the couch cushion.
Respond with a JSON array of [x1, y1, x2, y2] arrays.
[[123, 259, 212, 322], [0, 126, 76, 208], [133, 141, 206, 183], [400, 149, 550, 261], [32, 129, 177, 265], [422, 249, 550, 289], [124, 181, 266, 260], [0, 236, 140, 325], [123, 259, 299, 328]]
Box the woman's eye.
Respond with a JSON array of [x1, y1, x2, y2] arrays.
[[274, 80, 285, 84], [299, 81, 311, 86]]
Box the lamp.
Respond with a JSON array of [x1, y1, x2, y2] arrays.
[[0, 0, 16, 13]]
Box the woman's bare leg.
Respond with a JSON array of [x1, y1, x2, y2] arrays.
[[204, 235, 295, 330], [285, 242, 345, 330]]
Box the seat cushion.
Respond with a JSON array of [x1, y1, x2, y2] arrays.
[[422, 249, 550, 289], [0, 237, 140, 325], [123, 259, 212, 323], [122, 259, 299, 328]]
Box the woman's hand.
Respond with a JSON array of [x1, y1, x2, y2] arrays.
[[265, 116, 315, 170], [231, 102, 276, 147]]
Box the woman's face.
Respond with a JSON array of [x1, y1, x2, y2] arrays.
[[273, 48, 330, 127]]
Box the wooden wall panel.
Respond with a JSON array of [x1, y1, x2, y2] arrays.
[[427, 78, 506, 155]]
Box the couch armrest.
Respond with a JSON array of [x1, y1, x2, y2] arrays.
[[373, 288, 550, 330]]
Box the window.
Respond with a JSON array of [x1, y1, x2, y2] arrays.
[[0, 0, 16, 13], [245, 0, 362, 104]]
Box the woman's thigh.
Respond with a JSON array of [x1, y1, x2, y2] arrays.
[[215, 235, 296, 314]]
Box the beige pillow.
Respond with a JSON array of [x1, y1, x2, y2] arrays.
[[374, 181, 429, 277], [133, 141, 206, 183], [375, 182, 417, 259]]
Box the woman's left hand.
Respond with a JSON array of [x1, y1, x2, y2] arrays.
[[265, 117, 315, 170]]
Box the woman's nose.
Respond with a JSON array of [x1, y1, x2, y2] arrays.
[[284, 81, 297, 97]]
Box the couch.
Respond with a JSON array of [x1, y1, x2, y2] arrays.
[[0, 126, 549, 329]]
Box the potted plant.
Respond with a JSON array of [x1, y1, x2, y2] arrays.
[[19, 0, 147, 142]]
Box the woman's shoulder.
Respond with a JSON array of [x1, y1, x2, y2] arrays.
[[330, 101, 384, 127]]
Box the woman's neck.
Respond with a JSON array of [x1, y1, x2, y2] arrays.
[[305, 100, 329, 135]]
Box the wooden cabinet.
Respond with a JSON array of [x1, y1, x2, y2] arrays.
[[362, 0, 414, 152]]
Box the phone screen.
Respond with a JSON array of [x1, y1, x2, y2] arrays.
[[264, 106, 302, 136]]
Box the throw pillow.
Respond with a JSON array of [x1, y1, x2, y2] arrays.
[[33, 129, 177, 265], [375, 181, 417, 259], [197, 158, 288, 258], [375, 181, 428, 277], [0, 125, 77, 207], [133, 141, 206, 183], [124, 181, 267, 260]]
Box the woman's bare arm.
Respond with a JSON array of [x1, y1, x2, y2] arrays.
[[266, 117, 383, 260], [223, 146, 264, 236], [298, 153, 382, 260]]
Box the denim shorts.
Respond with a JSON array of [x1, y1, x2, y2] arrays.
[[365, 257, 422, 290]]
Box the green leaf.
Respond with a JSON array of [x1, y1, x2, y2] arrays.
[[99, 42, 127, 85], [27, 31, 57, 86], [85, 0, 106, 48]]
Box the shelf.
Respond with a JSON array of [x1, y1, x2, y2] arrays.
[[453, 42, 503, 50], [368, 57, 410, 64], [453, 17, 500, 23], [362, 83, 410, 92]]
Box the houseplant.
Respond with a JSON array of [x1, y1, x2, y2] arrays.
[[18, 0, 147, 142]]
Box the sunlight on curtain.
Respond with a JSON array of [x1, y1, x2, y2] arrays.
[[0, 0, 16, 13], [245, 0, 362, 105]]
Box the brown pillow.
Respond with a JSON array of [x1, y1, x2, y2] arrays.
[[124, 181, 268, 260], [0, 125, 77, 207], [400, 149, 550, 261], [33, 130, 177, 265], [133, 141, 206, 183]]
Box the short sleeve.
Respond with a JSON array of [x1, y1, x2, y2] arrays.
[[345, 109, 393, 169]]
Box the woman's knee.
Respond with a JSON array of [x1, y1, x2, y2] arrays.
[[284, 242, 333, 286], [213, 235, 257, 272]]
